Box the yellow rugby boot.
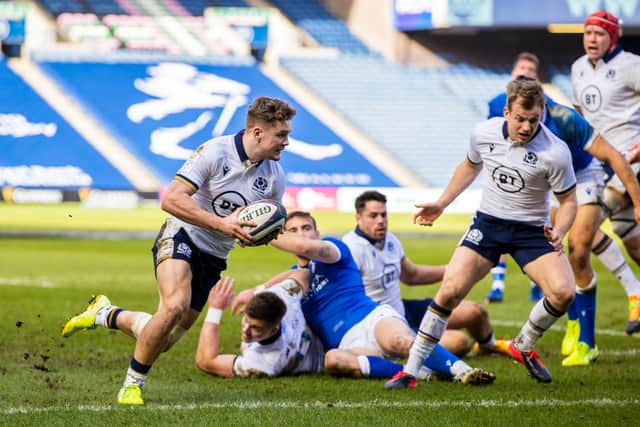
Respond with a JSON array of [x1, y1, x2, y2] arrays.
[[117, 385, 144, 405], [561, 320, 579, 356], [626, 296, 640, 335], [61, 295, 111, 338], [561, 342, 599, 367], [471, 339, 510, 356]]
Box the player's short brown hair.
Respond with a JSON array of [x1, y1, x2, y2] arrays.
[[285, 211, 317, 230], [355, 191, 387, 213], [246, 97, 296, 128], [245, 292, 287, 326], [513, 52, 540, 71], [506, 77, 545, 111]]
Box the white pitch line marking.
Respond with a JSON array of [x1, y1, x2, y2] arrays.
[[0, 277, 56, 288], [2, 398, 639, 415]]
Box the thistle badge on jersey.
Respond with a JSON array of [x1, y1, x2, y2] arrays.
[[523, 152, 538, 166], [252, 176, 268, 195]]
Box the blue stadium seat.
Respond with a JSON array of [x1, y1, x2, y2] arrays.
[[549, 66, 573, 101], [281, 56, 489, 187], [269, 0, 371, 54]]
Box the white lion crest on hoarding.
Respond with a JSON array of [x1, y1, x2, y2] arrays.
[[128, 62, 342, 161]]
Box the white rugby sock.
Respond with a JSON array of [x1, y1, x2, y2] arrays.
[[450, 360, 472, 378], [595, 239, 640, 296], [123, 367, 147, 389], [95, 306, 115, 328], [479, 331, 496, 351], [404, 304, 450, 377], [514, 298, 563, 352], [357, 355, 370, 377]]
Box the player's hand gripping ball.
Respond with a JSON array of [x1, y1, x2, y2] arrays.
[[238, 200, 287, 246]]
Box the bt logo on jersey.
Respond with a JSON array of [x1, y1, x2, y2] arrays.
[[212, 191, 248, 217], [492, 166, 525, 193], [581, 85, 602, 112]]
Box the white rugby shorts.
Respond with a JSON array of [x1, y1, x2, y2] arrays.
[[338, 304, 408, 354]]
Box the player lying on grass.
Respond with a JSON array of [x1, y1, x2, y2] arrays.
[[197, 270, 432, 380], [231, 211, 495, 386], [343, 190, 510, 357], [195, 270, 325, 378]]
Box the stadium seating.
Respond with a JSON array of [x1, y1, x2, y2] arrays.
[[280, 56, 502, 187], [179, 0, 248, 17], [39, 0, 247, 18], [549, 66, 573, 101], [268, 0, 370, 54], [39, 0, 125, 17], [0, 58, 133, 190]]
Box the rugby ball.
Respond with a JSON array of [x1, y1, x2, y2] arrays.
[[238, 199, 287, 246]]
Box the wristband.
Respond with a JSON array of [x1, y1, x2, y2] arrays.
[[255, 285, 266, 294], [205, 308, 223, 324]]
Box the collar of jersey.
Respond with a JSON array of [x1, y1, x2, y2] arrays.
[[602, 45, 622, 63], [258, 323, 283, 345], [355, 226, 383, 247], [502, 120, 542, 144], [234, 130, 264, 169]]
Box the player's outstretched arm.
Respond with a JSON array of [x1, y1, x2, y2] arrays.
[[162, 179, 255, 244], [399, 256, 446, 285], [589, 135, 640, 222], [195, 277, 237, 377], [269, 232, 340, 264], [413, 158, 482, 226], [546, 189, 577, 252]]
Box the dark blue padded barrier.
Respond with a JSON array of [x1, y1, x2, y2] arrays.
[[0, 58, 133, 189], [37, 59, 397, 187]]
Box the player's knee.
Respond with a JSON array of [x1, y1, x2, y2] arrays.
[[547, 285, 574, 310], [436, 284, 464, 308], [466, 302, 488, 324], [323, 349, 355, 375], [158, 300, 189, 324], [568, 244, 591, 271], [382, 334, 412, 358]]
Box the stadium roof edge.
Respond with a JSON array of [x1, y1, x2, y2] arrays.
[[29, 50, 256, 66]]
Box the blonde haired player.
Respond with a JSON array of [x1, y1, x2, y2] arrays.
[[61, 97, 295, 405]]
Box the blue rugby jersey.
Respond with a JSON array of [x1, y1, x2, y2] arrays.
[[298, 237, 378, 349]]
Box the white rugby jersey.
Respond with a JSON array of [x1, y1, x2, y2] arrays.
[[571, 47, 640, 154], [342, 229, 406, 316], [469, 118, 576, 225], [233, 281, 324, 377], [174, 131, 285, 259]]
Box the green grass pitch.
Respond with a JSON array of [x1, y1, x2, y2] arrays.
[[0, 205, 639, 425]]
